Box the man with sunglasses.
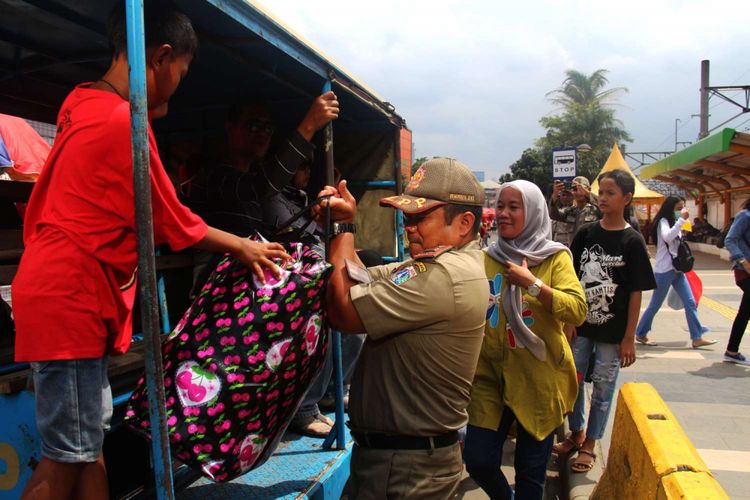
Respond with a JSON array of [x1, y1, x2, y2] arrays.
[[186, 93, 339, 239], [314, 158, 489, 499], [185, 94, 338, 290]]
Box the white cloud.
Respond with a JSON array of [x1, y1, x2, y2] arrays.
[[262, 0, 750, 180]]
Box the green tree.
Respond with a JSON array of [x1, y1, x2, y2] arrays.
[[506, 69, 632, 191]]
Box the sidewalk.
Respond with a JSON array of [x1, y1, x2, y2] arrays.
[[564, 249, 750, 499]]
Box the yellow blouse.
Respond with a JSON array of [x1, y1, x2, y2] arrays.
[[467, 250, 587, 440]]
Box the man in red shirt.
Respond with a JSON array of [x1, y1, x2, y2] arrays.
[[11, 3, 289, 499]]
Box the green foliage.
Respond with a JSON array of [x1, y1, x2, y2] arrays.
[[506, 69, 632, 192]]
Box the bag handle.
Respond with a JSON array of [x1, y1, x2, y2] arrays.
[[273, 194, 333, 237]]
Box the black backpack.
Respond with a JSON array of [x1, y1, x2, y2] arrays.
[[672, 238, 695, 273]]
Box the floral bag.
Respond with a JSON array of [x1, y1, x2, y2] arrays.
[[125, 241, 332, 482]]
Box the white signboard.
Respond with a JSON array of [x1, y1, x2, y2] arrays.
[[552, 148, 577, 180]]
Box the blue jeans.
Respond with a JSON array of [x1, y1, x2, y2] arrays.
[[568, 337, 620, 440], [464, 407, 553, 500], [636, 270, 705, 341], [31, 357, 112, 463]]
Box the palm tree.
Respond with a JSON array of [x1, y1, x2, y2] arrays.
[[538, 68, 632, 181], [546, 69, 628, 110]]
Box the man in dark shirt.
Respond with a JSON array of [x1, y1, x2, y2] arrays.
[[186, 93, 339, 237], [186, 93, 338, 290]]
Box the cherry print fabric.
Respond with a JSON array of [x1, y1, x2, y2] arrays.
[[125, 240, 331, 481]]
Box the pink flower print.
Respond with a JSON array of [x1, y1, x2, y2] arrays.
[[232, 282, 249, 293], [246, 420, 261, 431], [231, 393, 251, 403], [307, 289, 318, 299], [213, 302, 229, 313], [256, 351, 265, 361], [195, 328, 210, 341], [171, 433, 182, 443], [265, 339, 291, 371], [285, 298, 302, 312], [238, 312, 255, 326], [280, 281, 297, 295], [220, 438, 236, 453], [283, 369, 297, 380], [216, 260, 231, 272], [233, 296, 250, 310], [212, 286, 227, 296], [238, 409, 252, 419], [179, 333, 189, 342], [257, 288, 272, 298], [125, 409, 135, 418]]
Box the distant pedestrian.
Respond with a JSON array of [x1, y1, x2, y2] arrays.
[[635, 196, 716, 348], [723, 199, 750, 365], [550, 187, 575, 246], [554, 169, 656, 473], [550, 176, 600, 242]]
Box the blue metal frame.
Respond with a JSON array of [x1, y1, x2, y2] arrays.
[[124, 1, 175, 498]]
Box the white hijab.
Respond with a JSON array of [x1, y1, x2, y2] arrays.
[[486, 180, 571, 361]]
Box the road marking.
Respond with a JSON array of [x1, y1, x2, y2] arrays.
[[696, 449, 750, 472], [639, 351, 705, 360], [701, 296, 739, 321]]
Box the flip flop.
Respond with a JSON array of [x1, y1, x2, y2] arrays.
[[636, 336, 658, 346], [571, 449, 597, 473], [552, 436, 582, 455]]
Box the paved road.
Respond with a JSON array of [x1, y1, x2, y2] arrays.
[[598, 248, 750, 499], [457, 245, 749, 499]]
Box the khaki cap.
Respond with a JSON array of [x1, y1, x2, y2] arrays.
[[380, 157, 485, 214]]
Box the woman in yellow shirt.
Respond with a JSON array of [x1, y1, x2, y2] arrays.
[[464, 180, 587, 500]]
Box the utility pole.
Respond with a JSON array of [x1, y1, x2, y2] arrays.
[[697, 59, 750, 139], [699, 60, 710, 139]]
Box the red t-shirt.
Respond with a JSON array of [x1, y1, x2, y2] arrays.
[[12, 84, 208, 362]]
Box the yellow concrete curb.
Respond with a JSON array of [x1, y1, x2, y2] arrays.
[[591, 383, 729, 500]]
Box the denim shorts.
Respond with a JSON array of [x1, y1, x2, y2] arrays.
[[30, 357, 112, 463]]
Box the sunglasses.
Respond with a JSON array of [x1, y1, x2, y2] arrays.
[[240, 120, 275, 135]]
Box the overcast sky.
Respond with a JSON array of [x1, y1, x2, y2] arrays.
[[266, 0, 750, 181]]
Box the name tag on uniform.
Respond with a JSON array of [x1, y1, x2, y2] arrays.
[[345, 259, 372, 284]]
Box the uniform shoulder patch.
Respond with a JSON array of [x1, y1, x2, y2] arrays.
[[413, 245, 453, 260], [390, 262, 427, 285]]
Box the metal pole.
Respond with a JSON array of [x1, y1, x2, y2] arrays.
[[125, 1, 175, 498], [699, 60, 710, 139], [321, 78, 346, 451], [674, 118, 680, 152]]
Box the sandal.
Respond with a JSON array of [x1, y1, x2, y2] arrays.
[[552, 436, 583, 455], [571, 449, 597, 473], [636, 336, 658, 346]]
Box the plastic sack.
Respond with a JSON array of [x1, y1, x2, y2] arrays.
[[666, 270, 702, 310], [125, 240, 331, 482]]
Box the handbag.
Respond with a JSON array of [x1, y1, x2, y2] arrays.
[[125, 237, 332, 482]]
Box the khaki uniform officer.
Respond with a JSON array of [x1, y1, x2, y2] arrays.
[[314, 158, 489, 499]]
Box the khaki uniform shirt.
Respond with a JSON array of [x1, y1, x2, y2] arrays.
[[549, 200, 600, 239], [348, 241, 488, 436]]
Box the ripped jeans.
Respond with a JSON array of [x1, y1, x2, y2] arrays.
[[568, 336, 621, 440]]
